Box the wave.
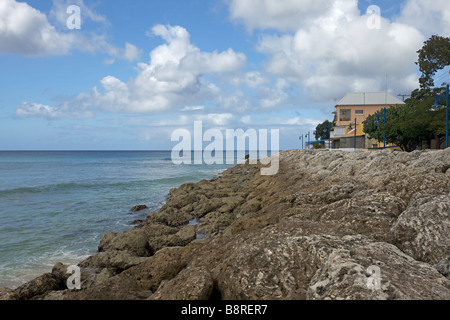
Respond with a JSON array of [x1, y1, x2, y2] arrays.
[[0, 248, 93, 289], [0, 175, 206, 197]]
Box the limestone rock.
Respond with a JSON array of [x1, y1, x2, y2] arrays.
[[149, 266, 214, 300], [11, 273, 60, 300], [78, 250, 147, 271], [11, 149, 450, 300], [130, 205, 148, 212], [59, 246, 192, 300], [434, 257, 450, 279], [306, 236, 450, 300], [390, 190, 450, 264], [98, 229, 151, 257], [0, 287, 16, 300]]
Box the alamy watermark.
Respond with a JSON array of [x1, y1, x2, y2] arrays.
[[366, 5, 381, 30], [66, 5, 81, 30], [366, 265, 381, 291], [171, 121, 280, 176], [66, 265, 81, 290]]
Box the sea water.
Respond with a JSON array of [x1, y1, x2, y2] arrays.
[[0, 151, 233, 289]]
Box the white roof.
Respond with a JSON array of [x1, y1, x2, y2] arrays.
[[337, 92, 405, 106]]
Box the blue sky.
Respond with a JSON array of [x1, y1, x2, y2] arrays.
[[1, 0, 449, 150]]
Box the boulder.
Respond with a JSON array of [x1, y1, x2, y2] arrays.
[[147, 225, 197, 253], [78, 250, 147, 271], [81, 268, 117, 289], [10, 149, 450, 301], [59, 246, 192, 300], [390, 190, 450, 264], [434, 257, 450, 279], [210, 231, 450, 300], [130, 205, 148, 212], [0, 287, 16, 300], [148, 266, 214, 300], [10, 273, 61, 300], [51, 262, 71, 288], [98, 229, 151, 257]]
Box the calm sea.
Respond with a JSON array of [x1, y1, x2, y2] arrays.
[[0, 151, 233, 289]]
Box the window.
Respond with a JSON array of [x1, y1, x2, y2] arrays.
[[355, 109, 364, 115], [340, 109, 351, 121]]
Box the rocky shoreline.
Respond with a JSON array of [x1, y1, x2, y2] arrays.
[[1, 149, 449, 300]]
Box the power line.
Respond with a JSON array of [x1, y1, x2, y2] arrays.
[[434, 70, 450, 86]]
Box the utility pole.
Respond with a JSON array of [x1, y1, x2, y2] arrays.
[[398, 94, 410, 102]]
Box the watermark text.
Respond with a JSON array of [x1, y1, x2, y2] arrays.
[[171, 121, 279, 175], [66, 5, 81, 30]]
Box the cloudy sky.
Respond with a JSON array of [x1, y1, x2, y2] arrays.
[[1, 0, 449, 150]]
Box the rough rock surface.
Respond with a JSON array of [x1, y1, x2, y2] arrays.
[[130, 204, 148, 212], [2, 149, 449, 300], [390, 190, 450, 264], [434, 257, 450, 279], [148, 266, 214, 300]]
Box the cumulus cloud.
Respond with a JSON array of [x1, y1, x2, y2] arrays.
[[228, 0, 354, 32], [18, 0, 444, 124], [17, 24, 247, 118], [231, 0, 426, 102], [16, 103, 59, 119], [0, 0, 75, 55], [0, 0, 140, 61], [226, 71, 269, 89], [396, 0, 450, 37]]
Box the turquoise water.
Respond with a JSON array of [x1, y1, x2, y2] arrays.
[[0, 151, 233, 289]]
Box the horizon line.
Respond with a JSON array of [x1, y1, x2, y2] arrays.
[[0, 149, 286, 152]]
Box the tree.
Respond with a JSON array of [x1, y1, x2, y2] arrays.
[[311, 120, 334, 149], [363, 92, 446, 151], [315, 120, 333, 140], [416, 35, 450, 89]]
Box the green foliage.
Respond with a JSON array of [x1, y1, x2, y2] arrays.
[[315, 120, 333, 140], [416, 35, 450, 89], [363, 92, 447, 151], [311, 142, 325, 149]]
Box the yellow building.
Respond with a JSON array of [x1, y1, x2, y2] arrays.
[[331, 92, 405, 149]]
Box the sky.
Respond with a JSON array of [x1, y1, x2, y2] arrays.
[[0, 0, 449, 150]]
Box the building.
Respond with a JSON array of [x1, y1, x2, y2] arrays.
[[331, 92, 405, 150]]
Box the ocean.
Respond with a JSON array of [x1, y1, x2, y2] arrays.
[[0, 151, 234, 289]]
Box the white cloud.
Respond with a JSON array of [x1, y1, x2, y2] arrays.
[[276, 117, 320, 126], [197, 113, 234, 126], [182, 106, 205, 111], [250, 0, 425, 102], [122, 42, 141, 62], [226, 71, 269, 88], [0, 0, 140, 61], [396, 0, 450, 37], [16, 102, 93, 119], [228, 0, 356, 32], [240, 115, 252, 125], [118, 112, 235, 129], [257, 78, 291, 108], [49, 0, 107, 27], [16, 103, 58, 119], [17, 24, 247, 118], [0, 0, 75, 55]]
